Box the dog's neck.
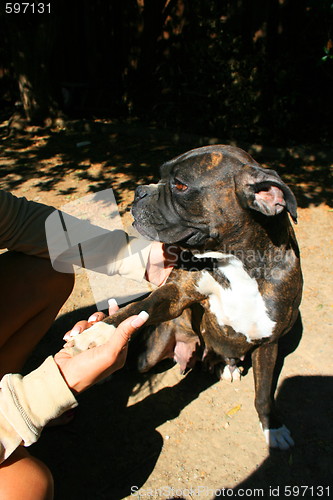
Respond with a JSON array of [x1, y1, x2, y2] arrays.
[[183, 211, 298, 273]]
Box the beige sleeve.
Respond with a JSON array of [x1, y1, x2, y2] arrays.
[[0, 190, 153, 283], [0, 190, 54, 258], [48, 213, 153, 282], [0, 357, 78, 463], [79, 231, 153, 282]]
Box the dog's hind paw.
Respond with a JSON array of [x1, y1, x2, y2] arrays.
[[219, 365, 242, 382], [261, 424, 294, 450], [63, 322, 116, 356]]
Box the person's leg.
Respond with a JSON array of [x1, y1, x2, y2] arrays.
[[0, 252, 74, 499], [0, 251, 74, 377], [0, 447, 54, 500]]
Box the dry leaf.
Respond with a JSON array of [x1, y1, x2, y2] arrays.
[[226, 404, 242, 417]]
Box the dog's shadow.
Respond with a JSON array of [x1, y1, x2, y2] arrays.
[[212, 314, 332, 499], [212, 373, 333, 499], [25, 309, 331, 500], [167, 373, 333, 500], [34, 364, 217, 500], [25, 305, 217, 499]]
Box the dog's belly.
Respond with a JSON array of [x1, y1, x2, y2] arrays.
[[195, 254, 276, 343]]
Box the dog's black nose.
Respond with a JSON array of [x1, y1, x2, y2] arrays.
[[135, 185, 150, 201]]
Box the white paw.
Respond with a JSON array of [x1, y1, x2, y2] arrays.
[[63, 322, 116, 356], [261, 424, 294, 450], [220, 365, 242, 382]]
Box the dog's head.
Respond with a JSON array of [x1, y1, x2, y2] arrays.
[[132, 145, 297, 250]]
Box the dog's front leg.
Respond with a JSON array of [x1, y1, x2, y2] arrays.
[[105, 282, 203, 326], [251, 342, 294, 450], [63, 282, 204, 355]]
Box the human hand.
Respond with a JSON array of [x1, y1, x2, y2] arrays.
[[63, 298, 120, 342], [145, 242, 180, 286], [55, 308, 148, 394]]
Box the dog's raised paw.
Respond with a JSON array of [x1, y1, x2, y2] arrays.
[[63, 322, 116, 356], [261, 424, 294, 450]]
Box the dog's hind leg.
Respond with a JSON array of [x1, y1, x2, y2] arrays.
[[136, 322, 176, 373], [136, 310, 201, 374]]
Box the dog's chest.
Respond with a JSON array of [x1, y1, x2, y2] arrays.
[[195, 253, 276, 342]]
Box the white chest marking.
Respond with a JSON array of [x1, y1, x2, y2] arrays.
[[195, 253, 276, 342]]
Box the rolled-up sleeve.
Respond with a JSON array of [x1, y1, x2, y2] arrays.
[[0, 357, 78, 463]]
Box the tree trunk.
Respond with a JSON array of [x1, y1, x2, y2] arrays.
[[5, 14, 60, 124]]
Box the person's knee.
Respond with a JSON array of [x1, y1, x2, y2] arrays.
[[28, 256, 75, 310], [0, 448, 54, 500], [46, 266, 75, 305], [31, 257, 74, 296], [17, 457, 54, 500], [22, 456, 54, 500], [0, 251, 74, 307]]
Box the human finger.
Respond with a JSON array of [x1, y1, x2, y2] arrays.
[[87, 311, 107, 323], [107, 298, 119, 315], [62, 312, 106, 341], [104, 311, 149, 356]]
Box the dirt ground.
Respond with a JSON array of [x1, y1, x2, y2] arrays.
[[0, 119, 332, 499]]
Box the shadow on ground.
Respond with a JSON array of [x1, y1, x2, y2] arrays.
[[25, 305, 218, 500], [23, 308, 332, 500], [1, 119, 332, 209], [215, 375, 333, 499]]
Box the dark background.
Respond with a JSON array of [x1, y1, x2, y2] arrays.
[[0, 0, 332, 145]]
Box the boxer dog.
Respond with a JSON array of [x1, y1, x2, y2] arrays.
[[65, 145, 302, 450]]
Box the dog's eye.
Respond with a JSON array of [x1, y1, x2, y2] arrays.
[[174, 179, 188, 191]]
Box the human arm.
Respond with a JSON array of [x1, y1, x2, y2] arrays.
[[0, 190, 178, 286], [0, 190, 54, 258], [0, 312, 148, 463]]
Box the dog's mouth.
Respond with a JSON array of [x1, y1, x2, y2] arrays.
[[177, 230, 210, 248], [133, 220, 209, 248]]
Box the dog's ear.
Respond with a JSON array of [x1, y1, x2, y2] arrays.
[[235, 164, 297, 223]]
